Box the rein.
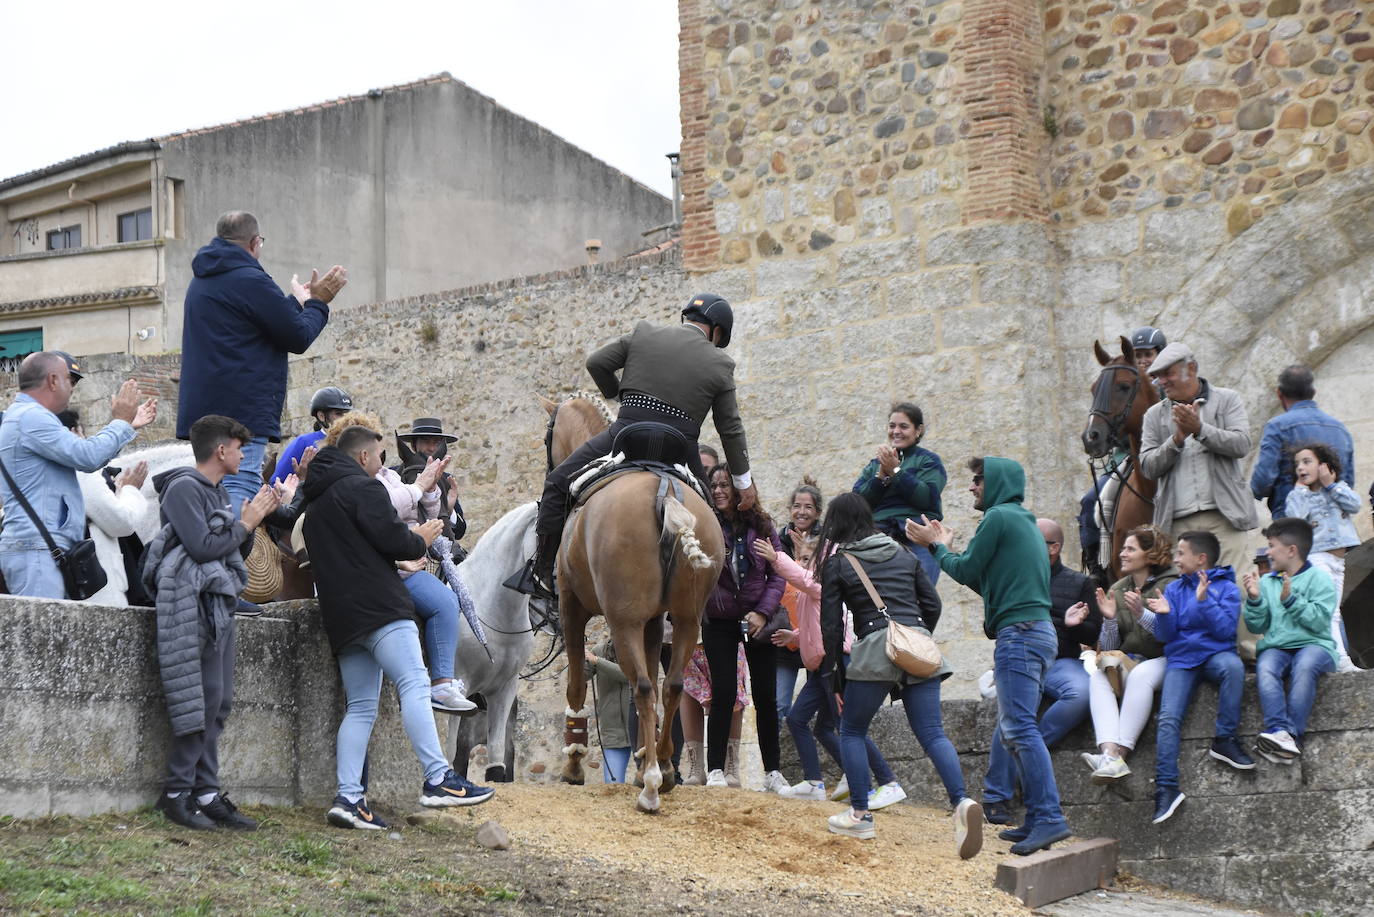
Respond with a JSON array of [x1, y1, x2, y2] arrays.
[[544, 402, 560, 475]]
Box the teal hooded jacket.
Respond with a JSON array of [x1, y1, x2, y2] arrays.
[[934, 456, 1052, 638]]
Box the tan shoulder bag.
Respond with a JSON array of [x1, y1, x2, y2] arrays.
[[843, 553, 942, 678]]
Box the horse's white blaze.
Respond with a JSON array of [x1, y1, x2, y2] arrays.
[[662, 494, 712, 570]]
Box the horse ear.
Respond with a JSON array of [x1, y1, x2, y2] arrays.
[[538, 394, 558, 417], [1120, 335, 1134, 360], [1093, 340, 1111, 366]]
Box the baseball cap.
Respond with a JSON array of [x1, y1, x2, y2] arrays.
[[53, 350, 84, 383]]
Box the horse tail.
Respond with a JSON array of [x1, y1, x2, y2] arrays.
[[662, 494, 714, 571]]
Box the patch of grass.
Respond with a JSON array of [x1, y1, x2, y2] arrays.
[[486, 884, 522, 901], [0, 858, 150, 909]]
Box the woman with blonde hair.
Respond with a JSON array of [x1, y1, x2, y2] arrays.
[[1081, 524, 1178, 784]]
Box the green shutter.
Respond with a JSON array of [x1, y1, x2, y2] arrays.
[[0, 329, 44, 358]]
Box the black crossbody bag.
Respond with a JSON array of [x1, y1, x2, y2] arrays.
[[0, 458, 107, 600]]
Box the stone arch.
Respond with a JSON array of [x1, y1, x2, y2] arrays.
[[1150, 165, 1374, 416]]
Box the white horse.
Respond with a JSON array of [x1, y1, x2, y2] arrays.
[[447, 501, 540, 782]]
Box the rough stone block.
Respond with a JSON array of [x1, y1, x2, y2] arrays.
[[837, 239, 920, 282], [1065, 217, 1141, 260], [995, 837, 1119, 907], [1222, 850, 1374, 916], [979, 262, 1057, 305], [926, 223, 1054, 266], [886, 267, 975, 314], [756, 258, 824, 295], [1121, 855, 1228, 902], [1062, 261, 1123, 305]]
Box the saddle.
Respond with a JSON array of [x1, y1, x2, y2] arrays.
[[568, 423, 707, 508]]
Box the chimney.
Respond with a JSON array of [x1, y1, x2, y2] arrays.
[[666, 152, 682, 229]]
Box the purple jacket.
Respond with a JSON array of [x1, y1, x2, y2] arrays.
[[706, 519, 786, 622]]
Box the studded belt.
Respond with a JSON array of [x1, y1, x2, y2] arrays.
[[619, 391, 693, 422]]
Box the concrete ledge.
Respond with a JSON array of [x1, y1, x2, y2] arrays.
[[995, 837, 1118, 907], [782, 668, 1374, 915]]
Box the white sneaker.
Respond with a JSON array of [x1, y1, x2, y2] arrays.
[[1258, 729, 1300, 757], [763, 770, 789, 794], [826, 807, 875, 839], [868, 782, 907, 811], [1255, 745, 1294, 766], [829, 775, 850, 801], [954, 797, 983, 860], [1079, 752, 1103, 772], [1337, 654, 1357, 674], [1091, 754, 1131, 785], [431, 681, 477, 713], [780, 780, 826, 801], [705, 769, 728, 787]]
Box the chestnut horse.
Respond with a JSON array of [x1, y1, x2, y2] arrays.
[[1082, 336, 1159, 580], [547, 393, 723, 812]]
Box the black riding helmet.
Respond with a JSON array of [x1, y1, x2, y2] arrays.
[[309, 386, 353, 431], [681, 293, 733, 349], [1129, 327, 1167, 352]]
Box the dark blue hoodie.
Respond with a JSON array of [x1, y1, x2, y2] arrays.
[[176, 237, 330, 441]]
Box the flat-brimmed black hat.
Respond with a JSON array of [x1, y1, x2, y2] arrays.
[[398, 417, 458, 442]]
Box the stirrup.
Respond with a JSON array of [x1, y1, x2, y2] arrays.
[[502, 558, 555, 600]]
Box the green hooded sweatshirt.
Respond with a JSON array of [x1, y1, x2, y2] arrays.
[[933, 456, 1051, 638]]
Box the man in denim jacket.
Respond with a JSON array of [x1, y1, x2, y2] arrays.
[[1249, 365, 1354, 520], [0, 352, 157, 598]]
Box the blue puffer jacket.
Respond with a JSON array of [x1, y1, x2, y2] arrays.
[[1155, 566, 1241, 669], [176, 238, 330, 441]]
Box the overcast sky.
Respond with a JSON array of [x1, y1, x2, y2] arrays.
[[0, 1, 681, 196]]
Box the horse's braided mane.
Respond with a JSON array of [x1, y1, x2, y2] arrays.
[[565, 390, 613, 427]]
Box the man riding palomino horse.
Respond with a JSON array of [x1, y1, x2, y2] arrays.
[[515, 293, 759, 607]]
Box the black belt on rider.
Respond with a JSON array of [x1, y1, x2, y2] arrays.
[[619, 391, 693, 423], [853, 613, 925, 640]]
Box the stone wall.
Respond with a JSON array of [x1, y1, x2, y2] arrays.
[[1045, 0, 1374, 231], [786, 669, 1374, 916]]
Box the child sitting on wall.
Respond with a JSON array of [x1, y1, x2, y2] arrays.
[[1283, 442, 1360, 673], [1146, 530, 1249, 825], [1242, 517, 1339, 765]]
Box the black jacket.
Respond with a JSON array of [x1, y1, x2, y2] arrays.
[[820, 535, 942, 673], [301, 446, 427, 653], [1049, 560, 1101, 659]]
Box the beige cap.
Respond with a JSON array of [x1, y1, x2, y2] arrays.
[[1147, 341, 1196, 375]]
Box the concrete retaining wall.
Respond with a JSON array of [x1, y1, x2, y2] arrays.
[[798, 667, 1374, 916]]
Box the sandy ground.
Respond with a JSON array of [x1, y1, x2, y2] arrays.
[[470, 781, 1020, 916]]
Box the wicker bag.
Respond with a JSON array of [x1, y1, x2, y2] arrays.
[[242, 527, 284, 603]]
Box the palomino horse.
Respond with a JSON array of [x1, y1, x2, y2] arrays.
[[549, 394, 724, 812], [1082, 336, 1159, 579]]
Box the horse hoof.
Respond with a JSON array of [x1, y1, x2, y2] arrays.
[[658, 764, 677, 794], [485, 764, 509, 783], [636, 791, 661, 814], [560, 773, 585, 786]]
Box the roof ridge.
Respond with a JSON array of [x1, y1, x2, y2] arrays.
[[155, 72, 458, 141]]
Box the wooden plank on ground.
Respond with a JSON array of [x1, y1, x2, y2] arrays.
[[995, 837, 1119, 908]]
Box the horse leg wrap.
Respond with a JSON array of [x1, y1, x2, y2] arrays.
[[563, 708, 589, 755]]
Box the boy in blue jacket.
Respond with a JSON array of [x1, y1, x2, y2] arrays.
[[1146, 530, 1251, 825], [1242, 517, 1338, 764]]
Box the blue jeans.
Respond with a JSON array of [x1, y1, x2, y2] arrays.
[[905, 540, 941, 587], [840, 677, 967, 810], [602, 746, 631, 784], [984, 655, 1090, 804], [776, 657, 801, 720], [223, 436, 268, 520], [1155, 650, 1244, 791], [335, 619, 449, 798], [1257, 646, 1334, 738], [993, 620, 1067, 830], [0, 542, 65, 599], [790, 665, 896, 784], [403, 572, 460, 681]]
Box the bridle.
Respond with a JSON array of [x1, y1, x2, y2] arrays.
[[1087, 361, 1141, 455]]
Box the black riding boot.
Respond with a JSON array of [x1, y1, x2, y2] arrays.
[[503, 529, 560, 603]]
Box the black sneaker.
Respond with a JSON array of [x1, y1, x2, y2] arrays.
[[155, 792, 216, 830], [420, 769, 495, 808], [1152, 787, 1186, 824], [200, 793, 258, 831], [326, 795, 388, 830], [983, 800, 1015, 825], [1209, 736, 1256, 770], [998, 824, 1032, 842]]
